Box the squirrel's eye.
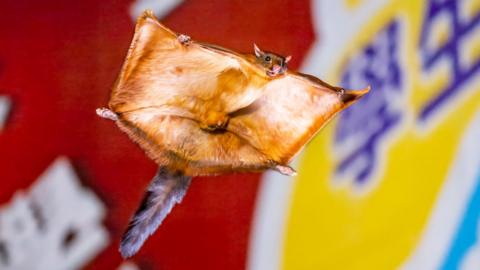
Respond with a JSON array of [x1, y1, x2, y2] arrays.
[[265, 56, 271, 62]]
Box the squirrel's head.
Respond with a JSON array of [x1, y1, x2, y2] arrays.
[[253, 44, 291, 77]]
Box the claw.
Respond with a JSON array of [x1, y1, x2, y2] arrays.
[[96, 107, 118, 121], [177, 34, 191, 46], [204, 119, 228, 131], [274, 164, 297, 176], [200, 111, 229, 131]]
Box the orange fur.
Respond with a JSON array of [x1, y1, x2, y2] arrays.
[[105, 10, 369, 176]]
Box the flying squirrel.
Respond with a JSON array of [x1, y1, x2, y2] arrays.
[[96, 10, 369, 258]]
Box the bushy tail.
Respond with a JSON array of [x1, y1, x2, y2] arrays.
[[119, 167, 192, 258]]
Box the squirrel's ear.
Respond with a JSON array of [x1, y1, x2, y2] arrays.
[[285, 55, 292, 63], [253, 43, 263, 58]]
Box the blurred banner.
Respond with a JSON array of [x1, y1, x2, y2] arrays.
[[1, 0, 479, 270], [251, 1, 480, 270]]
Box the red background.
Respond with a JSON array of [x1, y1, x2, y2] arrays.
[[0, 0, 315, 268]]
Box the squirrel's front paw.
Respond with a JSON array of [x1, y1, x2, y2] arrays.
[[177, 34, 191, 46], [200, 111, 229, 131]]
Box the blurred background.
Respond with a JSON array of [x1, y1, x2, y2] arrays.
[[0, 0, 479, 269]]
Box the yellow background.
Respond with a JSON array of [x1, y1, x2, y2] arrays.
[[283, 1, 480, 269]]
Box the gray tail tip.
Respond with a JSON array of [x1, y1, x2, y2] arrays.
[[340, 85, 371, 105], [119, 230, 145, 259], [119, 238, 140, 259]]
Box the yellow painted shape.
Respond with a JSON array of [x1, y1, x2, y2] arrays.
[[282, 1, 480, 269], [463, 26, 480, 66], [464, 0, 480, 20]]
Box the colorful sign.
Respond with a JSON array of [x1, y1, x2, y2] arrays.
[[2, 1, 479, 269], [251, 1, 480, 269]]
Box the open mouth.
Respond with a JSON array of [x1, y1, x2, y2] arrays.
[[267, 65, 286, 77]]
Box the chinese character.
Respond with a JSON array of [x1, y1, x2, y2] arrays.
[[334, 20, 403, 184], [419, 0, 480, 121], [0, 158, 108, 270]]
